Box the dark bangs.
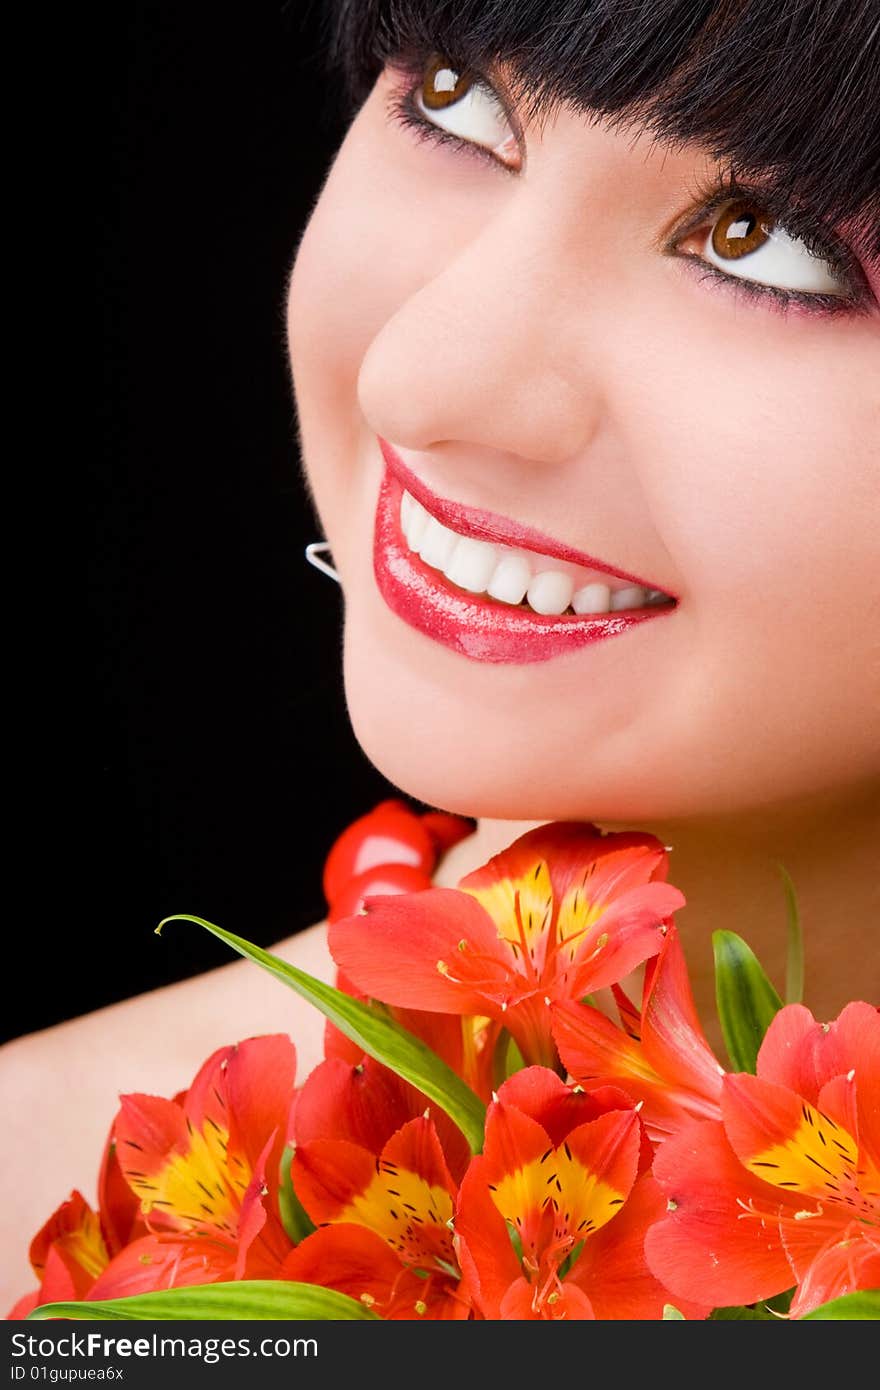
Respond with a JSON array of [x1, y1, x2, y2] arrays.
[[323, 0, 879, 257]]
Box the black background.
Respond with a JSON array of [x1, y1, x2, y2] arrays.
[[8, 1, 402, 1043]]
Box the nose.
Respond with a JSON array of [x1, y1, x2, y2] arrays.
[[356, 197, 604, 466]]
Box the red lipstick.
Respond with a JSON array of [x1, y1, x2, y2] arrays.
[[373, 440, 676, 665], [379, 438, 666, 587]]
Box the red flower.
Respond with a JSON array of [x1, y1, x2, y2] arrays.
[[90, 1034, 298, 1297], [7, 1116, 149, 1317], [454, 1067, 710, 1320], [281, 1057, 472, 1318], [330, 822, 683, 1067], [645, 1001, 880, 1317], [292, 1054, 472, 1184], [7, 1192, 111, 1318], [552, 924, 725, 1140]]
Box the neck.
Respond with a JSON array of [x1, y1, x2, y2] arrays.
[[434, 783, 880, 1055]]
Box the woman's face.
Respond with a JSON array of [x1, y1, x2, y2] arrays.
[[286, 60, 880, 824]]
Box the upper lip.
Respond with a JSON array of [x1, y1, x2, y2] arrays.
[[378, 437, 675, 596]]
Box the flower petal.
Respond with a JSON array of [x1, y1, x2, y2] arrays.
[[460, 823, 670, 925], [28, 1192, 108, 1295], [646, 1119, 796, 1307], [560, 883, 684, 998], [280, 1223, 408, 1310], [454, 1154, 528, 1320], [788, 1225, 880, 1319], [281, 1225, 468, 1320], [499, 1275, 596, 1320], [640, 925, 725, 1101], [758, 1001, 880, 1126], [292, 1118, 458, 1272], [493, 1065, 635, 1147], [114, 1092, 242, 1241], [481, 1099, 640, 1255], [216, 1035, 297, 1199], [294, 1057, 416, 1154], [293, 1055, 471, 1184], [290, 1138, 376, 1224], [462, 855, 556, 975], [97, 1131, 145, 1257], [7, 1289, 39, 1319], [329, 889, 506, 1014], [569, 1173, 711, 1321], [722, 1074, 864, 1208], [87, 1235, 234, 1299]]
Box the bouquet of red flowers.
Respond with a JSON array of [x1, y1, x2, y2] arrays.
[[11, 804, 879, 1321]]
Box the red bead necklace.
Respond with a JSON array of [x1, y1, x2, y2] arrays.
[[322, 799, 475, 923]]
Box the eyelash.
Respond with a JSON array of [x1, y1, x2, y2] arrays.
[[384, 64, 873, 317], [385, 77, 515, 174], [668, 177, 869, 317]]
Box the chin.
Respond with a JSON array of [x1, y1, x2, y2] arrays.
[[340, 580, 880, 831], [341, 624, 678, 826]]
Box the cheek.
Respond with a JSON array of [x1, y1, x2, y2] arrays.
[[286, 132, 447, 537], [286, 159, 386, 446], [623, 313, 880, 780], [621, 302, 880, 609], [286, 78, 506, 476]]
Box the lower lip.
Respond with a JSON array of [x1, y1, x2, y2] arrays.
[[372, 468, 675, 664]]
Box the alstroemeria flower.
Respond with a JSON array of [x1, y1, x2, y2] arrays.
[[292, 1055, 472, 1184], [96, 1122, 148, 1258], [330, 822, 684, 1067], [552, 924, 725, 1140], [7, 1116, 150, 1318], [454, 1067, 710, 1320], [7, 1192, 111, 1318], [92, 1034, 298, 1296], [281, 1058, 471, 1318], [645, 1001, 880, 1317]]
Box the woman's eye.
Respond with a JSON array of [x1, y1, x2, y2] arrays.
[[679, 199, 850, 297], [410, 56, 520, 168]]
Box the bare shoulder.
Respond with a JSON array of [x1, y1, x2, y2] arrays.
[[0, 919, 332, 1313]]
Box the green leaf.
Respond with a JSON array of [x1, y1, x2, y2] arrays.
[[157, 915, 486, 1153], [278, 1144, 317, 1244], [28, 1281, 379, 1321], [713, 930, 783, 1074], [802, 1290, 880, 1320], [777, 863, 804, 1005], [491, 1028, 527, 1089], [663, 1304, 686, 1319], [709, 1303, 779, 1320], [557, 1239, 585, 1281]]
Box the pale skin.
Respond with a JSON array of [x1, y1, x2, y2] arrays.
[[3, 59, 879, 1312]]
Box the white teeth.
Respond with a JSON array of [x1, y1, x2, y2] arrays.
[[526, 570, 575, 616], [571, 582, 611, 614], [444, 535, 499, 593], [399, 492, 669, 615], [610, 585, 646, 611], [418, 515, 459, 570], [402, 491, 430, 550], [486, 553, 531, 605]]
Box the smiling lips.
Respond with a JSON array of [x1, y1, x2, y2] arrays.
[[373, 438, 676, 664]]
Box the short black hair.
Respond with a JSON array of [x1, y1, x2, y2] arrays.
[[321, 0, 879, 257]]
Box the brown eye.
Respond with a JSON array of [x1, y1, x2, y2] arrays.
[[420, 56, 474, 110], [711, 201, 775, 260], [407, 55, 521, 169]]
